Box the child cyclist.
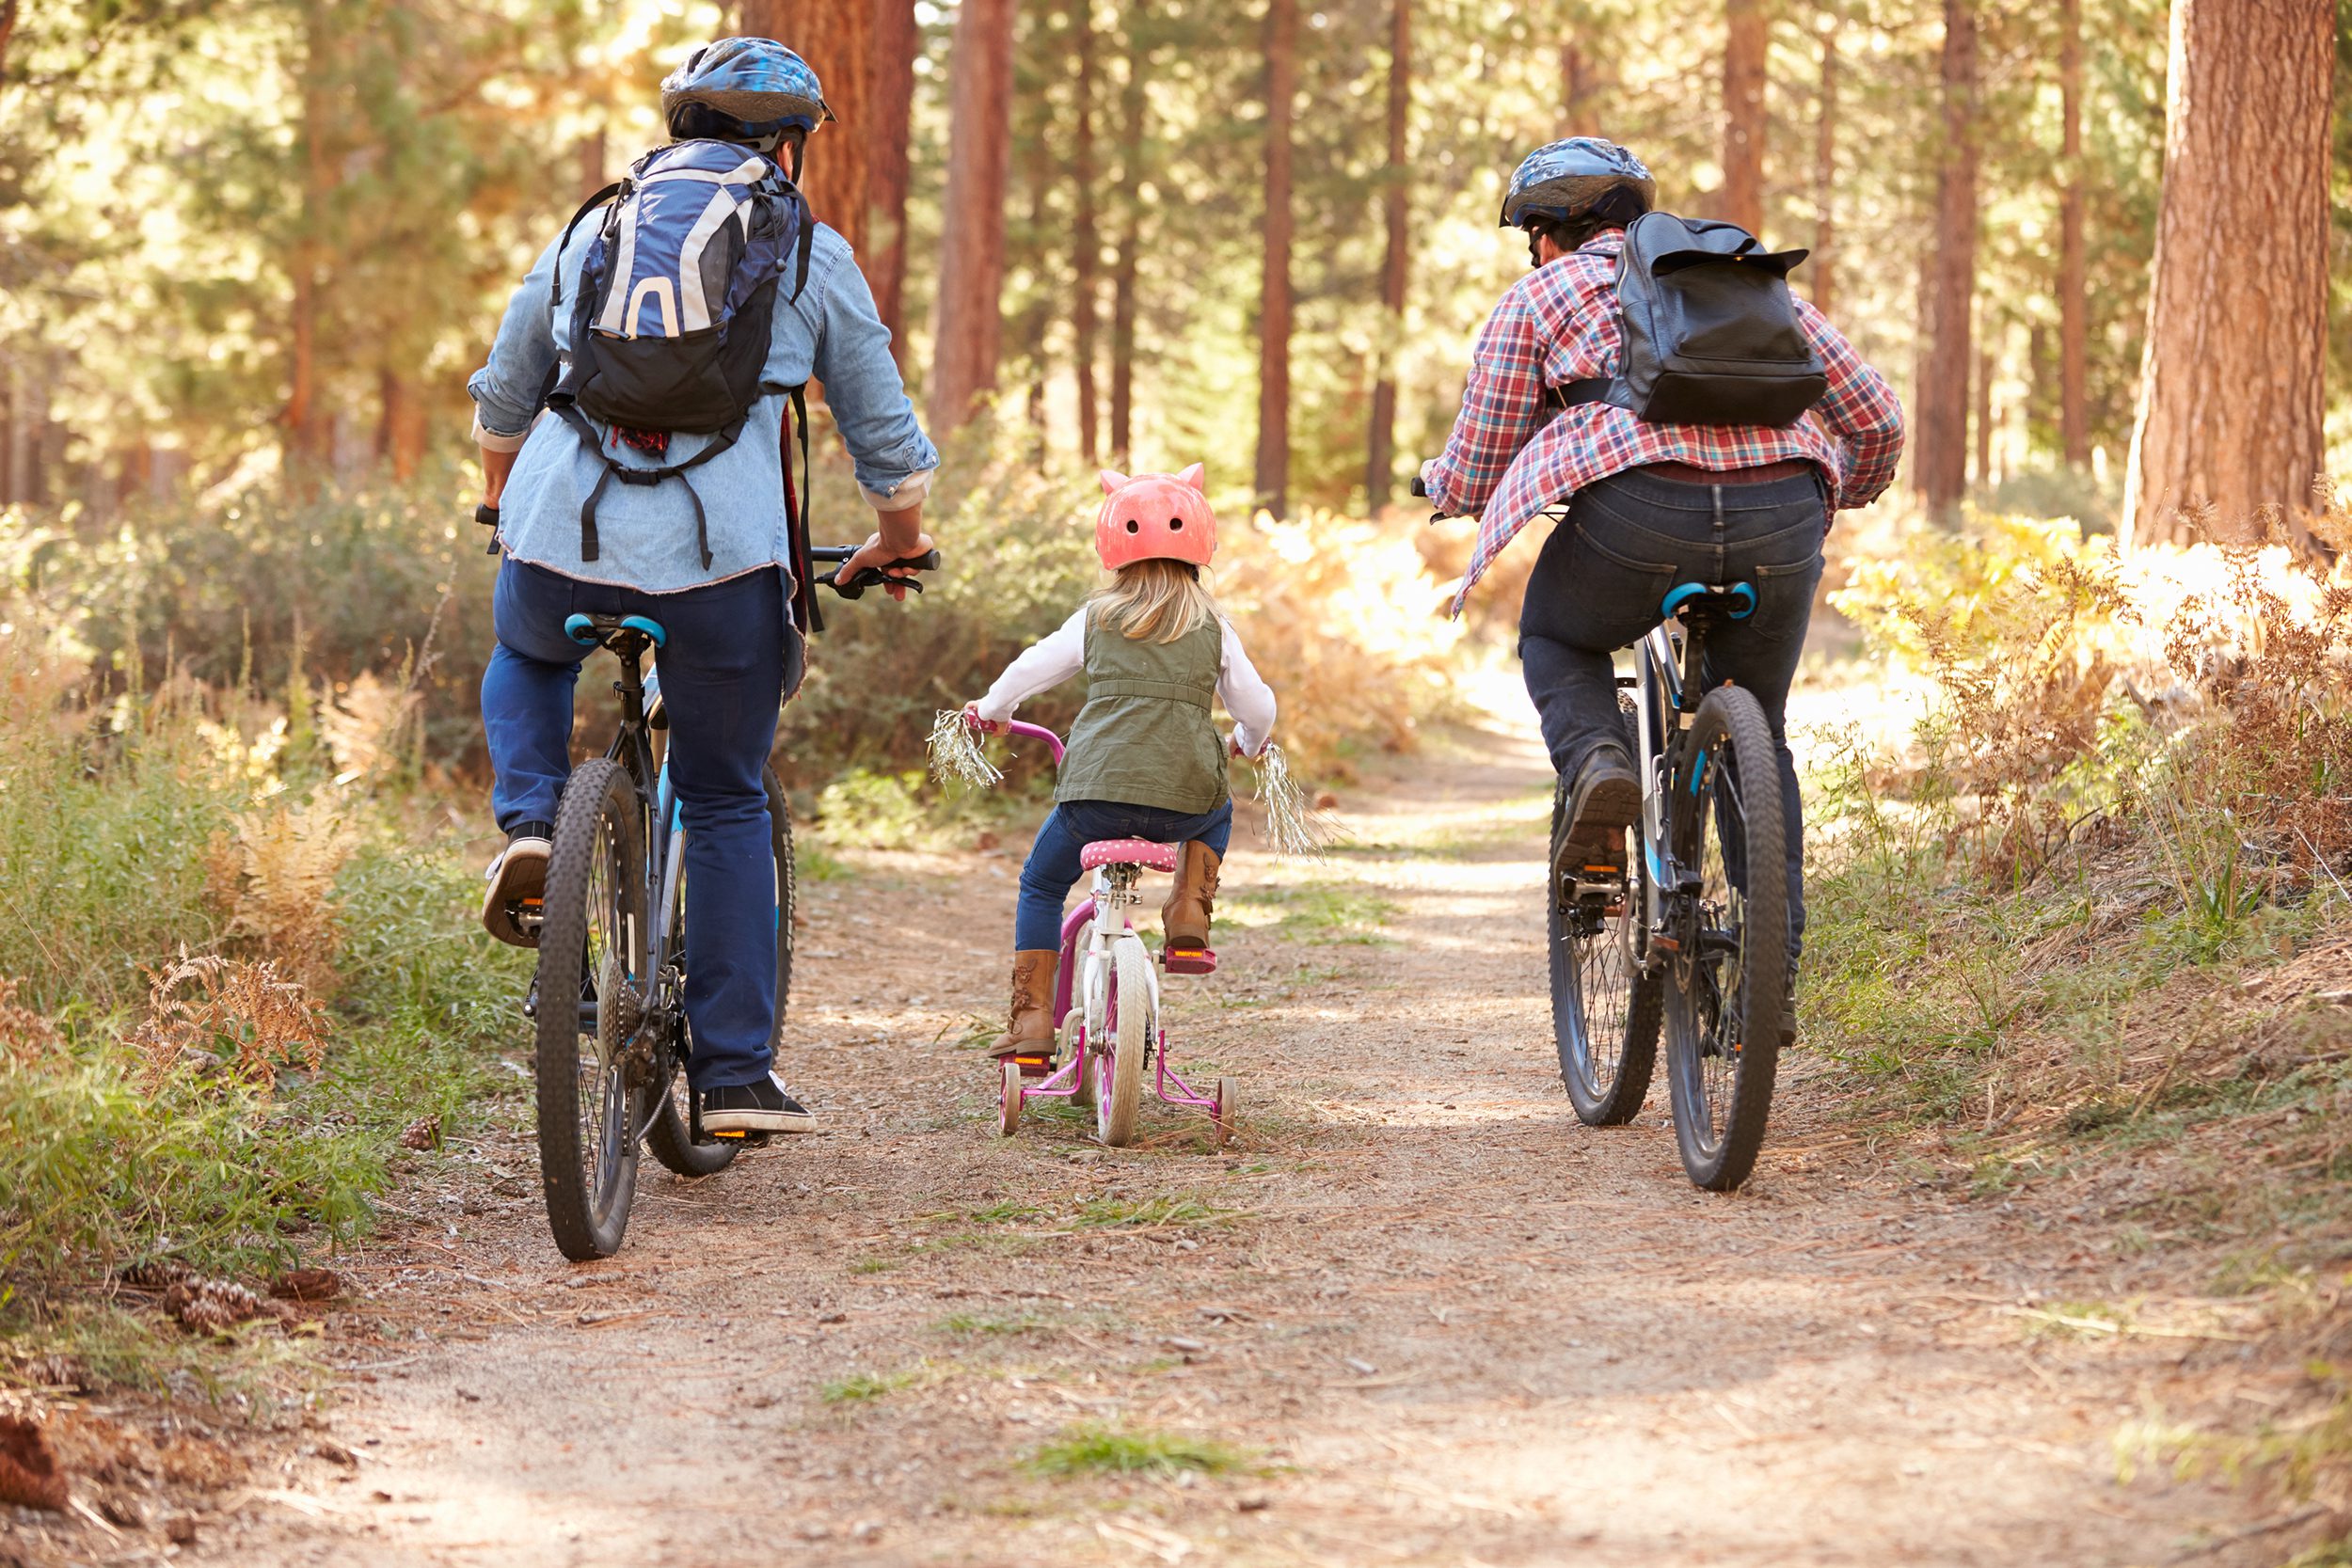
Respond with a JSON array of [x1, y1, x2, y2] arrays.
[[964, 465, 1277, 1065]]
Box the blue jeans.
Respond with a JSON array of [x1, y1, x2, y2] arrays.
[[1518, 466, 1826, 956], [484, 557, 794, 1090], [1013, 799, 1235, 951]]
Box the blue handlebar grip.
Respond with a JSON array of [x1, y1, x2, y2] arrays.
[[564, 613, 598, 646], [1727, 582, 1757, 620], [619, 615, 668, 646]]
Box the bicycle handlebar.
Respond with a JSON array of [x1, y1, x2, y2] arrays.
[[810, 546, 942, 598], [965, 714, 1066, 765]]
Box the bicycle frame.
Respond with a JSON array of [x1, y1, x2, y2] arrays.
[[1626, 581, 1756, 967]]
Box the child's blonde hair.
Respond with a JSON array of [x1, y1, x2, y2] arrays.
[[1089, 558, 1219, 644]]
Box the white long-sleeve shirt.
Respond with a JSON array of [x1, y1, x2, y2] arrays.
[[975, 608, 1279, 758]]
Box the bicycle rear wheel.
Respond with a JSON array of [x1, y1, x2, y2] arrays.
[[534, 758, 649, 1260], [646, 768, 795, 1177], [1663, 686, 1789, 1191], [1549, 706, 1661, 1126], [1093, 939, 1152, 1148]]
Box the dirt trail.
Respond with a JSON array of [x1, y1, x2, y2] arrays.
[[192, 694, 2273, 1568]]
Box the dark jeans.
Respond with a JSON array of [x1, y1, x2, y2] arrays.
[[1518, 466, 1826, 956], [483, 557, 792, 1090], [1013, 798, 1235, 951]]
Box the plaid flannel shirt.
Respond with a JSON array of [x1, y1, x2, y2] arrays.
[[1422, 230, 1904, 616]]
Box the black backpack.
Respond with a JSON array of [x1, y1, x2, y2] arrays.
[[542, 139, 816, 574], [1560, 212, 1827, 428]]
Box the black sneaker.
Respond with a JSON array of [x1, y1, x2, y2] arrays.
[[700, 1071, 817, 1135], [1553, 744, 1642, 890]]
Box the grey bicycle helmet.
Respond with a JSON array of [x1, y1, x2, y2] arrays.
[[661, 37, 833, 150], [1500, 136, 1656, 230]]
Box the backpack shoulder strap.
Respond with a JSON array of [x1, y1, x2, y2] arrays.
[[548, 181, 625, 312]]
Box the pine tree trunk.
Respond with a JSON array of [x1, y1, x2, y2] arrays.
[[739, 1, 872, 258], [580, 121, 608, 198], [2058, 0, 2089, 467], [284, 0, 333, 475], [1020, 105, 1051, 457], [1810, 12, 1837, 319], [1720, 0, 1768, 233], [377, 369, 428, 482], [1914, 0, 1976, 517], [868, 0, 918, 357], [0, 0, 20, 82], [1109, 29, 1148, 470], [0, 355, 21, 505], [2123, 0, 2331, 547], [1365, 0, 1410, 509], [1255, 0, 1297, 516], [1070, 0, 1101, 466], [928, 0, 1016, 431]]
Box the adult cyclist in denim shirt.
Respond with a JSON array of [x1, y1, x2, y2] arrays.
[[467, 38, 939, 1136]]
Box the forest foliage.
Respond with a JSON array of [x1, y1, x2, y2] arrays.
[[3, 0, 2346, 523]]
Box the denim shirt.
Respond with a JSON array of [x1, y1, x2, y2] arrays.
[[468, 217, 938, 594]]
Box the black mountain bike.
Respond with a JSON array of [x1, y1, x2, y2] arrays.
[[1550, 577, 1790, 1191], [501, 544, 938, 1260]]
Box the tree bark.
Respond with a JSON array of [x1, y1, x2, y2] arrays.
[[739, 0, 873, 258], [1020, 94, 1051, 456], [1365, 0, 1410, 509], [1109, 27, 1148, 470], [928, 0, 1016, 431], [1810, 11, 1837, 319], [867, 0, 918, 357], [283, 0, 334, 475], [1070, 0, 1101, 465], [377, 369, 428, 482], [1914, 0, 1977, 518], [2057, 0, 2089, 467], [2122, 0, 2332, 547], [1255, 0, 1297, 516], [0, 0, 20, 84], [1720, 0, 1768, 233]]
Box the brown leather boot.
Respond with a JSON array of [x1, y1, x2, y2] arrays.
[[1162, 842, 1222, 957], [988, 950, 1058, 1061]]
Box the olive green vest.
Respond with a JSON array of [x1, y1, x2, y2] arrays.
[[1057, 608, 1229, 816]]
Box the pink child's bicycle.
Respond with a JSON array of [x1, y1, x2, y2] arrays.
[[980, 719, 1236, 1149]]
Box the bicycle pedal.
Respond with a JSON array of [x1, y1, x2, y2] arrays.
[[1162, 946, 1217, 976], [1011, 1053, 1055, 1079]]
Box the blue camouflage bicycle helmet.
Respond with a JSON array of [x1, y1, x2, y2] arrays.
[[661, 37, 833, 150], [1500, 136, 1656, 229]]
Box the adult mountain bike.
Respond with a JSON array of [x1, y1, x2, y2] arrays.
[[510, 543, 939, 1261], [1551, 577, 1789, 1191]]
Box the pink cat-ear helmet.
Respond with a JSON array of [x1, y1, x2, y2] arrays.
[[1094, 463, 1217, 571]]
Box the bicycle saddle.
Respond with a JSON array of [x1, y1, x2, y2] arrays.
[[1080, 838, 1179, 873], [1660, 581, 1757, 621]]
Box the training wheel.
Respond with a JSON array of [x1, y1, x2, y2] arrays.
[[997, 1058, 1024, 1137], [1211, 1077, 1237, 1149]]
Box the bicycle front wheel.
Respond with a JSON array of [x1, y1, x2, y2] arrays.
[[646, 768, 795, 1178], [1549, 707, 1661, 1126], [1663, 685, 1789, 1192], [1092, 939, 1152, 1148], [535, 758, 649, 1260]]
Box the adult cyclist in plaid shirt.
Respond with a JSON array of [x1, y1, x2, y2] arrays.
[[1421, 137, 1902, 1019]]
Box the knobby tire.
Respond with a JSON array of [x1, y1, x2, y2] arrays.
[[534, 758, 648, 1260], [1663, 686, 1789, 1191]]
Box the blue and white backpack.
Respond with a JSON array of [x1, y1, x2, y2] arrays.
[[543, 139, 815, 571]]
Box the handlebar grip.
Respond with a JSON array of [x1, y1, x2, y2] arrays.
[[826, 548, 941, 599], [1408, 476, 1427, 499], [474, 503, 501, 555]]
